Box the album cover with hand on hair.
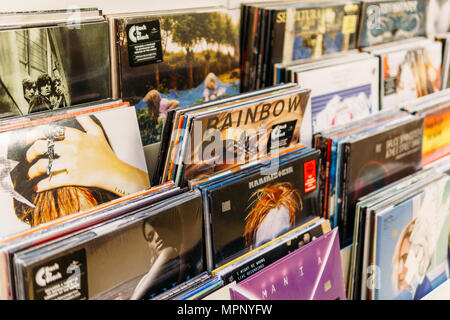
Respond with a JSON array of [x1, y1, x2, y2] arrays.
[[0, 106, 149, 239]]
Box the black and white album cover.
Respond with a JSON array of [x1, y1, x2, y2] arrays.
[[0, 21, 111, 118]]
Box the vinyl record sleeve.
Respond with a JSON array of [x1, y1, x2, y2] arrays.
[[295, 55, 380, 133], [205, 149, 321, 268], [357, 0, 429, 48], [0, 106, 149, 239], [229, 228, 345, 300], [13, 191, 204, 300], [377, 40, 442, 109], [372, 176, 450, 300], [338, 116, 424, 246], [0, 21, 111, 119], [181, 87, 311, 184], [215, 218, 331, 285], [164, 85, 300, 184], [410, 101, 450, 167], [112, 8, 241, 146], [349, 168, 440, 299], [0, 182, 178, 300]]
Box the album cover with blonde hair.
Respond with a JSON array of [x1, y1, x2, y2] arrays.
[[372, 176, 450, 300]]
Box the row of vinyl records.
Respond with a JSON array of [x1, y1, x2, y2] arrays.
[[0, 1, 448, 300], [0, 84, 448, 300], [1, 1, 450, 151]]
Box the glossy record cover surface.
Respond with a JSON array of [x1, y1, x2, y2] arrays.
[[0, 106, 149, 239], [358, 0, 428, 47], [0, 21, 111, 118], [115, 9, 241, 146], [229, 228, 345, 300], [182, 88, 311, 183], [207, 150, 320, 268], [14, 192, 204, 300], [374, 177, 450, 300], [340, 117, 424, 245]]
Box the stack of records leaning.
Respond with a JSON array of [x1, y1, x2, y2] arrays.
[[356, 0, 429, 49], [239, 0, 361, 92], [349, 165, 450, 300], [153, 83, 312, 187], [0, 99, 181, 300], [313, 108, 425, 246], [229, 228, 346, 300], [0, 9, 111, 119], [193, 145, 322, 271]]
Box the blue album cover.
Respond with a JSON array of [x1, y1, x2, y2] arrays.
[[358, 0, 428, 47], [311, 84, 373, 133], [374, 177, 450, 300]]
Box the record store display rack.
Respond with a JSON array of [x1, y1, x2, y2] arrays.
[[0, 0, 449, 301]]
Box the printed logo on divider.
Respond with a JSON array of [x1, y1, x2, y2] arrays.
[[304, 159, 317, 193]]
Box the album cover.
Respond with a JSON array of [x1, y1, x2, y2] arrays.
[[0, 21, 111, 119], [181, 88, 311, 183], [416, 102, 450, 166], [0, 106, 149, 239], [229, 228, 345, 300], [296, 55, 380, 133], [373, 176, 450, 300], [113, 9, 241, 146], [378, 40, 442, 109], [349, 167, 439, 300], [0, 181, 178, 300], [13, 191, 204, 300], [281, 2, 360, 63], [154, 83, 298, 186], [216, 218, 331, 285], [357, 0, 429, 48], [339, 116, 424, 246], [206, 150, 321, 268]]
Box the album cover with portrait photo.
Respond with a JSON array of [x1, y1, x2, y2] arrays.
[[12, 191, 203, 300], [0, 106, 149, 239], [205, 149, 321, 269], [0, 21, 111, 119]]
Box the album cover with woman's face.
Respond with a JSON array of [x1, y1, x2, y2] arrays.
[[0, 106, 149, 239], [13, 193, 203, 300], [182, 89, 311, 184], [341, 117, 424, 246], [373, 177, 450, 300], [0, 22, 111, 118], [381, 40, 442, 110], [206, 150, 320, 269]]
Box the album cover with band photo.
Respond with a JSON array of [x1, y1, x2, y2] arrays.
[[0, 106, 149, 239], [0, 21, 111, 119]]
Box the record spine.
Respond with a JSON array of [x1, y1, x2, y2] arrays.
[[338, 142, 351, 246]]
